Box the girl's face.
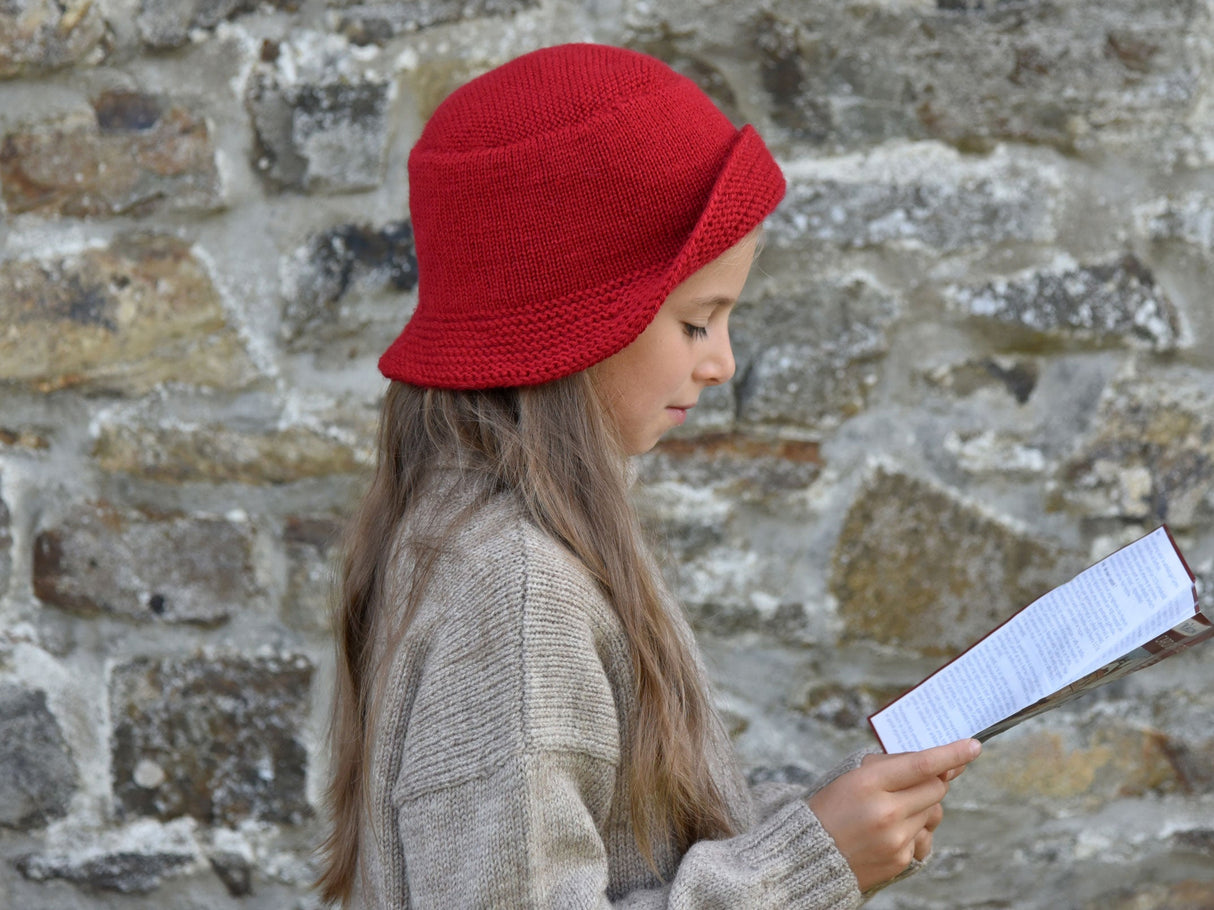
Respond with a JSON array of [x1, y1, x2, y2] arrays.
[[591, 232, 758, 455]]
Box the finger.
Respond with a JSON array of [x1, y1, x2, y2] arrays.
[[882, 739, 981, 791], [913, 827, 933, 862], [923, 802, 944, 833], [895, 778, 950, 821]]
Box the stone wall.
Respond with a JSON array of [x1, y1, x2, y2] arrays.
[[2, 0, 1213, 907]]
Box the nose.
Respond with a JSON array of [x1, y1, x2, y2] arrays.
[[695, 329, 736, 386]]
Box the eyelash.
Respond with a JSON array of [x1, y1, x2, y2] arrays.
[[683, 324, 709, 340]]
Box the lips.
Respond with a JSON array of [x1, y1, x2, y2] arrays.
[[667, 404, 693, 425]]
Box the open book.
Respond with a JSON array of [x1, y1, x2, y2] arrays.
[[869, 526, 1210, 754]]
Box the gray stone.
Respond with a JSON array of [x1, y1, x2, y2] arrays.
[[33, 502, 257, 626], [952, 255, 1182, 351], [730, 277, 901, 432], [0, 0, 108, 79], [922, 356, 1041, 404], [92, 422, 369, 485], [283, 515, 343, 632], [0, 478, 11, 596], [765, 148, 1056, 253], [110, 654, 313, 825], [329, 0, 539, 44], [1143, 192, 1214, 250], [246, 36, 392, 193], [0, 684, 78, 830], [208, 850, 253, 897], [16, 820, 199, 894], [752, 0, 1206, 155], [281, 220, 418, 349], [18, 847, 194, 894], [137, 0, 299, 49]]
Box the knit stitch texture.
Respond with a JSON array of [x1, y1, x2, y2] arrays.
[[353, 476, 870, 908], [378, 44, 786, 389]]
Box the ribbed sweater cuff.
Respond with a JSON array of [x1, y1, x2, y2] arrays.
[[737, 799, 862, 908]]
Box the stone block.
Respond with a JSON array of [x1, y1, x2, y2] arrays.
[[110, 654, 313, 825], [328, 0, 539, 44], [795, 680, 905, 733], [0, 479, 11, 596], [0, 683, 78, 830], [283, 515, 343, 631], [280, 220, 418, 350], [752, 0, 1205, 155], [637, 434, 822, 501], [951, 255, 1182, 352], [1087, 881, 1214, 910], [1056, 367, 1214, 529], [1, 90, 221, 217], [922, 356, 1040, 405], [1142, 192, 1214, 250], [33, 502, 257, 626], [0, 233, 259, 394], [92, 422, 370, 484], [831, 467, 1081, 656], [17, 818, 199, 894], [730, 277, 901, 432], [246, 34, 391, 192], [980, 725, 1181, 808], [0, 0, 108, 79], [765, 146, 1056, 253], [137, 0, 299, 49]]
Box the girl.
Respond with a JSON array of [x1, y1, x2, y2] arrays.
[[317, 43, 980, 908]]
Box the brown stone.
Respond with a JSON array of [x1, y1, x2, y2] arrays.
[[795, 680, 906, 732], [0, 233, 258, 394], [0, 426, 51, 449], [110, 654, 313, 825], [981, 726, 1181, 807], [33, 502, 257, 626], [0, 91, 221, 217], [1057, 367, 1214, 529], [92, 423, 370, 484], [831, 468, 1082, 656], [0, 0, 109, 79], [1087, 881, 1214, 910], [638, 434, 823, 499]]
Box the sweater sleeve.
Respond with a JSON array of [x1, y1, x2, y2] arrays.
[[384, 521, 863, 909]]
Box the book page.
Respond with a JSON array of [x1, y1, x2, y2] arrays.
[[869, 527, 1196, 753]]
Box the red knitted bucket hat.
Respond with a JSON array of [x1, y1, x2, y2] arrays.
[[378, 43, 786, 389]]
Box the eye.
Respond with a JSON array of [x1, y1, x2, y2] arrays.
[[683, 323, 709, 340]]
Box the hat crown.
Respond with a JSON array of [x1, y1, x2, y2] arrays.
[[416, 44, 678, 154]]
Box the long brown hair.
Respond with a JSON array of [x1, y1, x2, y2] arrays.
[[316, 373, 734, 905]]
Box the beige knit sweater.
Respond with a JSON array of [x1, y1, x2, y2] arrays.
[[354, 479, 868, 908]]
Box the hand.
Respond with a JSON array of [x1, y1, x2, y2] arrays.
[[808, 738, 981, 892]]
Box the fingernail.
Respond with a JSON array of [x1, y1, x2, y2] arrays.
[[968, 739, 982, 758]]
